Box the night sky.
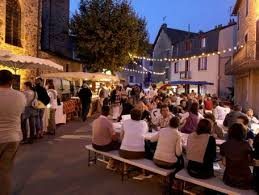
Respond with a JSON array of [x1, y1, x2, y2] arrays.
[[70, 0, 236, 43]]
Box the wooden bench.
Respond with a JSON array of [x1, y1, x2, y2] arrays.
[[85, 145, 175, 191], [175, 169, 257, 195]]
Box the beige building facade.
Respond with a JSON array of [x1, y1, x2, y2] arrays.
[[227, 0, 259, 113]]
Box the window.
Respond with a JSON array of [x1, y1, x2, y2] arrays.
[[5, 0, 22, 46], [185, 60, 190, 71], [185, 41, 192, 51], [198, 57, 208, 71], [174, 62, 179, 73], [246, 0, 249, 17], [129, 76, 135, 83], [201, 37, 206, 48]]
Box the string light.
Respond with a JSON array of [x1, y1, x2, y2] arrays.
[[129, 44, 244, 63]]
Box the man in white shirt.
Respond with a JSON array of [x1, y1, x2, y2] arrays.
[[0, 70, 26, 195], [212, 101, 228, 121]]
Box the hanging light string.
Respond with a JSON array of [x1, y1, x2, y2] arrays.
[[122, 60, 166, 75], [129, 44, 244, 62]]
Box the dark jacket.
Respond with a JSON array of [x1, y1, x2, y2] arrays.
[[223, 111, 245, 128], [78, 88, 92, 104], [34, 85, 50, 106]]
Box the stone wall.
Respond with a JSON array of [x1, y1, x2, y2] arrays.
[[237, 0, 257, 55], [39, 51, 82, 72], [0, 0, 40, 57]]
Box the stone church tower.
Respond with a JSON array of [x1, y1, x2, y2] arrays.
[[41, 0, 71, 58]]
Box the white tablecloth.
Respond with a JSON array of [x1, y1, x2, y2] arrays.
[[55, 103, 66, 124]]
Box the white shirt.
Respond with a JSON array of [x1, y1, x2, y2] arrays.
[[23, 89, 35, 107], [149, 88, 157, 98], [48, 89, 58, 109], [0, 88, 26, 143], [213, 106, 227, 120], [152, 127, 182, 163], [120, 119, 148, 152]]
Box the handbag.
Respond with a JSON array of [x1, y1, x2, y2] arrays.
[[32, 92, 46, 109]]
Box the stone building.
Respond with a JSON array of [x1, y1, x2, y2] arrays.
[[0, 0, 82, 87], [0, 0, 41, 57], [226, 0, 259, 113]]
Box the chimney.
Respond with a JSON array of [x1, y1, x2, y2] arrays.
[[162, 23, 167, 30]]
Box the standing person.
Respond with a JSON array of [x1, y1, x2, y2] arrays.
[[47, 81, 58, 135], [220, 123, 253, 190], [110, 86, 121, 120], [21, 81, 37, 144], [34, 78, 50, 138], [0, 70, 26, 195], [78, 82, 92, 122]]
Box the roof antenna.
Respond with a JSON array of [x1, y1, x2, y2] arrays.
[[188, 24, 190, 32], [163, 16, 167, 23]]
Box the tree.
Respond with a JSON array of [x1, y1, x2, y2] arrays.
[[70, 0, 149, 73]]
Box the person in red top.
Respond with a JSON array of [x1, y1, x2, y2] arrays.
[[204, 96, 213, 111]]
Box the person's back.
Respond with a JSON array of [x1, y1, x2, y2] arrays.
[[79, 87, 92, 102], [120, 119, 148, 152], [35, 83, 50, 106], [92, 116, 113, 146], [180, 112, 199, 134], [154, 127, 182, 165], [186, 119, 216, 179], [220, 123, 253, 190], [0, 70, 26, 195], [0, 88, 26, 143], [223, 105, 245, 128], [92, 106, 119, 152]]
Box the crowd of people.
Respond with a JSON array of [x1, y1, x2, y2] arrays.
[[92, 83, 259, 192]]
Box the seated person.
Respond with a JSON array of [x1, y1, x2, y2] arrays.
[[155, 104, 174, 129], [220, 123, 253, 190], [135, 100, 151, 122], [213, 100, 227, 120], [236, 115, 255, 146], [180, 102, 203, 134], [119, 109, 149, 159], [92, 106, 120, 151], [246, 108, 259, 124], [254, 134, 259, 192], [186, 119, 216, 179], [151, 117, 182, 169], [118, 97, 134, 121], [223, 104, 245, 128], [204, 113, 225, 139]]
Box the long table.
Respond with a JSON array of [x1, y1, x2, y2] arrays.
[[113, 122, 225, 146]]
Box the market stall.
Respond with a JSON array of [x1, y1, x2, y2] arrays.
[[0, 49, 64, 130], [41, 72, 120, 120]]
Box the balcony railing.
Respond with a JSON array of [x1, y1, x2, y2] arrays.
[[180, 71, 192, 79], [226, 41, 259, 74]]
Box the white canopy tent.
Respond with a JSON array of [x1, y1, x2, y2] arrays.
[[41, 72, 120, 82], [0, 50, 63, 72]]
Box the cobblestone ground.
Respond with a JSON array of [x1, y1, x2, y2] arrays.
[[12, 120, 163, 195]]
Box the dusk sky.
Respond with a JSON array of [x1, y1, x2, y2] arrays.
[[70, 0, 236, 43]]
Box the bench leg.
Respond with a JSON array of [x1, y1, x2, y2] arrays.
[[87, 150, 97, 167]]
